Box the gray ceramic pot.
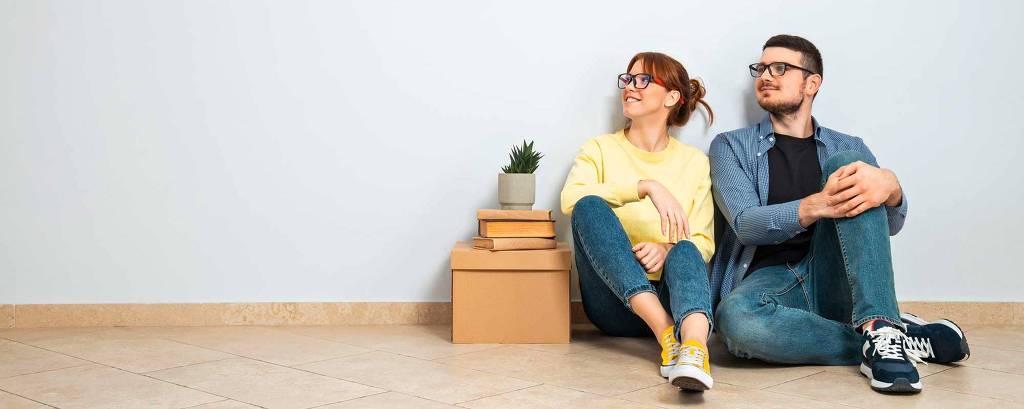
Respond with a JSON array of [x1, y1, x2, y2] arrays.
[[498, 173, 535, 210]]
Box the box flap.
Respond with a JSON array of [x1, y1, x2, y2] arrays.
[[450, 241, 571, 270]]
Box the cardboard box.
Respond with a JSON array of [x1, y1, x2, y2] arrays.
[[450, 241, 571, 344]]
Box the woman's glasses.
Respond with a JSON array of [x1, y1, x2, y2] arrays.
[[617, 73, 667, 89]]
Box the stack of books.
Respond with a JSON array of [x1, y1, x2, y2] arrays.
[[473, 209, 557, 251]]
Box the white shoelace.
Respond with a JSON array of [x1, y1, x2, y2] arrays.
[[868, 327, 926, 366], [678, 345, 706, 367], [904, 336, 935, 359]]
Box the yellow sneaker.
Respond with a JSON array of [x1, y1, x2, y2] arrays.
[[658, 326, 680, 378], [669, 340, 713, 391]]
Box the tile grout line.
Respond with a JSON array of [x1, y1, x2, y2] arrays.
[[178, 398, 233, 409], [760, 386, 869, 409], [756, 368, 827, 390], [0, 386, 58, 408], [141, 334, 412, 396], [1, 338, 239, 407], [932, 363, 1024, 378], [449, 382, 549, 406], [0, 362, 94, 381], [303, 389, 391, 409], [928, 383, 1024, 405], [298, 350, 548, 401]]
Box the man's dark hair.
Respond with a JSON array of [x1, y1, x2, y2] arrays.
[[763, 35, 823, 77]]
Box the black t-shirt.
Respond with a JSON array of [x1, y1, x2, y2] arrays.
[[747, 133, 821, 276]]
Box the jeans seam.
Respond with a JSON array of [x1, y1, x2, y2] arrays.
[[572, 210, 631, 307], [762, 274, 803, 300], [833, 218, 859, 325], [786, 262, 813, 310]]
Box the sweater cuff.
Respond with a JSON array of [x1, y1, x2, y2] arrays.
[[612, 181, 641, 205]]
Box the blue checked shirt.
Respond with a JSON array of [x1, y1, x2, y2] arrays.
[[708, 115, 909, 308]]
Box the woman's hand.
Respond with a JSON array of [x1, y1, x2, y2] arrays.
[[633, 242, 672, 273], [638, 180, 690, 242]]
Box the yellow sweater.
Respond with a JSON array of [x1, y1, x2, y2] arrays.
[[560, 129, 715, 281]]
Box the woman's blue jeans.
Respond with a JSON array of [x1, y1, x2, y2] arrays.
[[571, 195, 713, 340]]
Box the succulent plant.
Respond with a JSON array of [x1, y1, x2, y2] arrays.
[[501, 140, 543, 174]]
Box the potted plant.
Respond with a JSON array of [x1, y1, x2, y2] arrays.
[[499, 140, 543, 210]]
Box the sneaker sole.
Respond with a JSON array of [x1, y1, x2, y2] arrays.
[[900, 312, 971, 362], [859, 363, 922, 394], [668, 365, 713, 391], [660, 365, 672, 378]]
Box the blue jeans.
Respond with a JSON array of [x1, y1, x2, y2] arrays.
[[715, 150, 903, 365], [571, 195, 713, 340]]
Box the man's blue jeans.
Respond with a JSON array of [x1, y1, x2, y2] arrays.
[[571, 195, 713, 340], [715, 150, 903, 365]]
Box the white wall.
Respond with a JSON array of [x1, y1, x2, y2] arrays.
[[2, 0, 1022, 304]]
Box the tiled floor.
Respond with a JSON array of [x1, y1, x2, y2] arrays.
[[0, 324, 1021, 408]]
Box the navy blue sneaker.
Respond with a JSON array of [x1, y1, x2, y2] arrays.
[[860, 321, 923, 393], [900, 312, 971, 363]]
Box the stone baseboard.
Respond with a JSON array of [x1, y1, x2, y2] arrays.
[[2, 301, 1021, 328]]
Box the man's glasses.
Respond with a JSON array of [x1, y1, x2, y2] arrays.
[[749, 62, 818, 78], [617, 73, 667, 89]]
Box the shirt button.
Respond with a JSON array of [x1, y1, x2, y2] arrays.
[[757, 152, 762, 156], [743, 263, 749, 268], [769, 137, 774, 141]]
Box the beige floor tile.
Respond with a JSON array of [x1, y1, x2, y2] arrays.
[[690, 336, 825, 389], [26, 328, 234, 373], [298, 350, 538, 404], [149, 357, 382, 409], [768, 369, 1021, 408], [0, 328, 103, 345], [435, 345, 666, 396], [926, 366, 1024, 403], [822, 362, 955, 378], [960, 345, 1024, 375], [287, 325, 501, 360], [565, 333, 661, 367], [0, 364, 221, 409], [185, 399, 263, 408], [320, 391, 458, 408], [0, 390, 49, 409], [158, 326, 370, 366], [616, 381, 841, 408], [459, 384, 664, 409], [0, 340, 88, 378], [962, 326, 1024, 351], [516, 325, 618, 355]]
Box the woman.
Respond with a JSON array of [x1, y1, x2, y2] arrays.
[[560, 52, 716, 391]]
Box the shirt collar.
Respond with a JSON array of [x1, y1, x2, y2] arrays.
[[756, 113, 824, 141]]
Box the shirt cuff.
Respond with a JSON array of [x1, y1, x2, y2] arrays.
[[776, 199, 807, 238]]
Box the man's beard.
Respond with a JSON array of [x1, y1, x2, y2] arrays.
[[758, 94, 804, 116]]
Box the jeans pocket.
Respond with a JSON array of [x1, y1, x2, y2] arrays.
[[760, 266, 811, 311]]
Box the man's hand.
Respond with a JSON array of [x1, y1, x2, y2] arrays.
[[798, 171, 846, 227], [826, 161, 902, 218], [633, 242, 672, 274]]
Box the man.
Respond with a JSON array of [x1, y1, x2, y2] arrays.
[[709, 34, 970, 394]]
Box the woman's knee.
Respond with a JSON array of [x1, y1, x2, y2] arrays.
[[570, 195, 614, 227], [663, 241, 706, 277]]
